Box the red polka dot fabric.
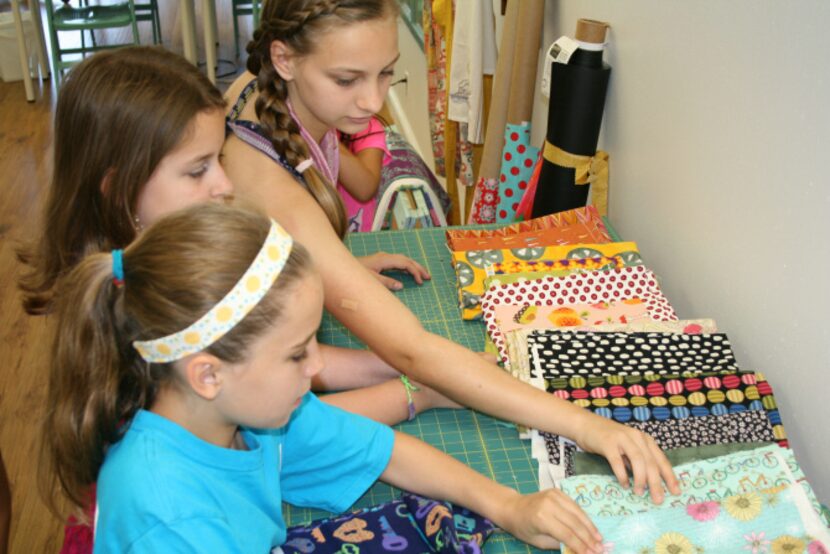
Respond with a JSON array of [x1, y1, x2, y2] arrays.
[[482, 265, 678, 362], [496, 123, 540, 223]]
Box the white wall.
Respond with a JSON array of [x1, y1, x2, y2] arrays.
[[535, 0, 830, 501], [395, 0, 830, 501], [387, 18, 436, 172]]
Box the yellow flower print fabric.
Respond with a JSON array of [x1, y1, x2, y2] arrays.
[[561, 484, 829, 553], [452, 242, 640, 319], [560, 446, 830, 553]]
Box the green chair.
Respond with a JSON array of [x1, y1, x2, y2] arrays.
[[134, 0, 161, 45], [232, 0, 261, 60], [44, 0, 140, 88]]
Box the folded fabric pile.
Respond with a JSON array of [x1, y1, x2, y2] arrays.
[[447, 209, 829, 551]]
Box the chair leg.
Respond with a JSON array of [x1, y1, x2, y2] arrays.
[[233, 6, 241, 60], [152, 0, 162, 44], [130, 2, 140, 46], [43, 0, 62, 87]]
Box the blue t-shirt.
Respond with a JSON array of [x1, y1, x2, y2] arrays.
[[93, 393, 394, 553]]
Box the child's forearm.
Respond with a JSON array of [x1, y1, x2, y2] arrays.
[[313, 344, 398, 390], [380, 432, 518, 526], [318, 377, 458, 426], [338, 143, 382, 202], [380, 433, 605, 553]]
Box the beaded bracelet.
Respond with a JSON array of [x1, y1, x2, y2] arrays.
[[400, 375, 420, 421]]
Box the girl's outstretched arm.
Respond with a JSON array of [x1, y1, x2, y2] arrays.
[[382, 432, 604, 554], [223, 134, 679, 504]]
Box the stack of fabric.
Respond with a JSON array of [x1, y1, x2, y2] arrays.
[[447, 209, 829, 551]]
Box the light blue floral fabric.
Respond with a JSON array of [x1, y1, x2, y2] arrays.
[[562, 484, 830, 554], [559, 445, 826, 525]]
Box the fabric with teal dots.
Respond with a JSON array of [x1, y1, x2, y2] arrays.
[[133, 220, 293, 363]]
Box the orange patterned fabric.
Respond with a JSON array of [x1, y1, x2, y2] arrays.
[[446, 223, 611, 252], [446, 206, 610, 251]]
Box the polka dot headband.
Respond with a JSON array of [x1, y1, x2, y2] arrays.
[[133, 220, 293, 363]]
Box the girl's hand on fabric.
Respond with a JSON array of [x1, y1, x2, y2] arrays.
[[572, 413, 680, 504], [358, 252, 431, 290], [498, 488, 604, 554]]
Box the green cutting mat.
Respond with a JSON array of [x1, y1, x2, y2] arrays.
[[285, 223, 621, 552]]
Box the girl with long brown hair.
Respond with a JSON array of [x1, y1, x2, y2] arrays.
[[44, 203, 610, 553]]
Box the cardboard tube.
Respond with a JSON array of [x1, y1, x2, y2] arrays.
[[505, 0, 545, 124], [575, 19, 609, 44], [477, 0, 520, 180]]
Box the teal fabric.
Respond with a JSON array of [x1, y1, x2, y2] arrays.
[[562, 484, 830, 554], [559, 445, 821, 519]]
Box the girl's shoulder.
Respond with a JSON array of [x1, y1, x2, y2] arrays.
[[224, 71, 259, 119]]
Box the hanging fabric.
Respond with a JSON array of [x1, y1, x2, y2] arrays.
[[468, 0, 545, 224], [447, 0, 496, 144], [423, 0, 480, 224]]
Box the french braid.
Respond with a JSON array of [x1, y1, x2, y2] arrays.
[[246, 0, 397, 239]]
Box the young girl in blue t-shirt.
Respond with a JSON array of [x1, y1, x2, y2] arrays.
[[41, 203, 607, 553]]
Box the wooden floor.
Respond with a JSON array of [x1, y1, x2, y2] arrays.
[[1, 77, 65, 551]]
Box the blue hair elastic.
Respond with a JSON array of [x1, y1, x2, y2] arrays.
[[112, 249, 124, 286]]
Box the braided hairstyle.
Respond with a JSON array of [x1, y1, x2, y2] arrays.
[[245, 0, 398, 239]]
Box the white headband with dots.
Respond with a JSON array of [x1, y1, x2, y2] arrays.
[[133, 220, 293, 363]]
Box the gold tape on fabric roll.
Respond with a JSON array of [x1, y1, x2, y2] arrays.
[[542, 141, 609, 216]]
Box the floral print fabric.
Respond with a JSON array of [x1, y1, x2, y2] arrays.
[[561, 484, 830, 554], [558, 446, 830, 554], [560, 445, 806, 516], [482, 265, 678, 357], [492, 301, 651, 361]]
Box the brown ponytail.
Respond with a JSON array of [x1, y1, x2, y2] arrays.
[[245, 0, 399, 239], [39, 203, 311, 517]]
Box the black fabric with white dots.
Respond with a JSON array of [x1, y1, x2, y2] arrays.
[[528, 331, 739, 378]]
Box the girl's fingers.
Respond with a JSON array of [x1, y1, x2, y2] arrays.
[[373, 272, 403, 290], [532, 491, 603, 553], [370, 253, 431, 284], [649, 439, 681, 496], [605, 448, 631, 491], [396, 257, 430, 283]]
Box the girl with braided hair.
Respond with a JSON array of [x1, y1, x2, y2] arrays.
[[223, 0, 681, 546]]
